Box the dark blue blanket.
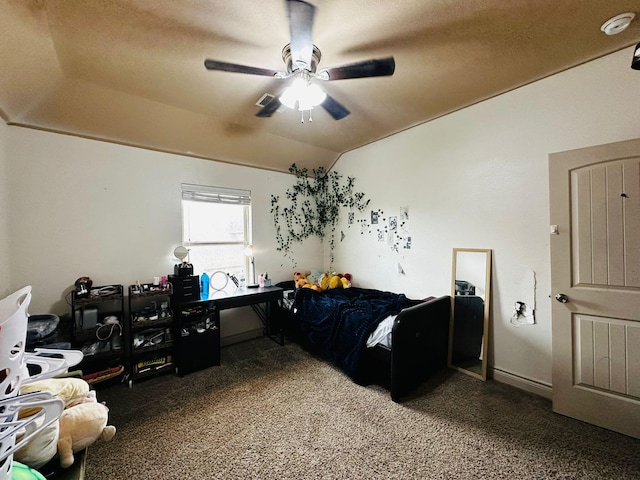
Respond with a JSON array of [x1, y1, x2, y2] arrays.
[[292, 287, 411, 380]]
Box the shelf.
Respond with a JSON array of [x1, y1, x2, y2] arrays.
[[129, 352, 174, 386], [71, 284, 126, 379], [128, 283, 172, 298], [127, 282, 176, 385], [73, 285, 124, 306], [173, 298, 220, 376], [79, 348, 124, 362], [133, 362, 174, 378], [131, 316, 173, 331], [131, 341, 174, 356], [74, 323, 123, 343]]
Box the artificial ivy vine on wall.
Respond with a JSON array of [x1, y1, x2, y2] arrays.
[[271, 163, 370, 266]]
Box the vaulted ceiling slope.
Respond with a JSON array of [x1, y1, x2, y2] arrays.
[[1, 1, 639, 173]]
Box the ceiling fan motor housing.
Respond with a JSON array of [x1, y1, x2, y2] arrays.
[[282, 43, 322, 73]]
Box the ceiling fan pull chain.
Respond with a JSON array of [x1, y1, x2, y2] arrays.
[[300, 110, 304, 123], [309, 110, 313, 122]]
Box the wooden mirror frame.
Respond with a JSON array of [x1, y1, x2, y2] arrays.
[[448, 248, 492, 381]]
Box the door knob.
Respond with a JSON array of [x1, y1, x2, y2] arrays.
[[555, 293, 569, 303]]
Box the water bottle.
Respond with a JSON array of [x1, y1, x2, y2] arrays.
[[200, 272, 209, 299]]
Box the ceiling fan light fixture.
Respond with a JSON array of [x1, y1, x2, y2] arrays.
[[632, 42, 640, 70], [280, 78, 326, 111]]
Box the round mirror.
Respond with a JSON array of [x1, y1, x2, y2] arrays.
[[174, 246, 188, 262]]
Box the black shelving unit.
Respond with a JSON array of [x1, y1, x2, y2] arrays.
[[172, 298, 220, 376], [70, 285, 126, 384], [127, 283, 175, 387]]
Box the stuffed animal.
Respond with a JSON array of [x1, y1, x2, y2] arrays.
[[295, 271, 351, 291], [15, 377, 94, 468], [15, 377, 115, 469], [14, 417, 59, 469], [319, 272, 352, 290], [293, 271, 310, 289], [57, 401, 116, 468], [19, 377, 91, 415]]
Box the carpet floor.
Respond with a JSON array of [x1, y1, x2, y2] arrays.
[[86, 337, 640, 479]]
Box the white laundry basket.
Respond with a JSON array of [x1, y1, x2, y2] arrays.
[[0, 287, 64, 479], [0, 286, 31, 399]]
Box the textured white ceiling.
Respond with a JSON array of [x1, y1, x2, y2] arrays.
[[2, 1, 639, 172]]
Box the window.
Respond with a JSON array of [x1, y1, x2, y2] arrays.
[[181, 184, 251, 286]]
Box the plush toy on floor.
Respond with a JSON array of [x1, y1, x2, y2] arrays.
[[15, 377, 116, 469], [16, 378, 93, 469], [57, 400, 116, 468]]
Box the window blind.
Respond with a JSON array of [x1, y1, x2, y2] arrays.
[[181, 184, 251, 205]]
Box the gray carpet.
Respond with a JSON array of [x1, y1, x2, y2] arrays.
[[87, 337, 640, 479]]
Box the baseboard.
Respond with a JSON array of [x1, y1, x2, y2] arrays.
[[220, 328, 263, 348], [490, 367, 552, 399]]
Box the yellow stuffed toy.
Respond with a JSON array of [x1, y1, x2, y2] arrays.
[[319, 272, 352, 290], [295, 271, 351, 291], [57, 401, 116, 468]]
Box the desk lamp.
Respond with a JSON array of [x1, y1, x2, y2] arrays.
[[244, 244, 258, 288]]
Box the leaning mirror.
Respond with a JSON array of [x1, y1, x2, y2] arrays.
[[449, 248, 492, 381]]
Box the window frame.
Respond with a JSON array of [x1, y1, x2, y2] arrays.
[[180, 183, 252, 281]]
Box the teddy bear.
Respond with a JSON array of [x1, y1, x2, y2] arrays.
[[293, 271, 310, 289], [57, 400, 116, 468], [15, 377, 115, 469], [15, 377, 92, 468]]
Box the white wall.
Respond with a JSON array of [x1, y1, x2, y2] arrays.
[[332, 46, 640, 387], [4, 47, 639, 386], [0, 122, 11, 298], [4, 126, 322, 339]]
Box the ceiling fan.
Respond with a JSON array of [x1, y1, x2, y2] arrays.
[[204, 0, 395, 121]]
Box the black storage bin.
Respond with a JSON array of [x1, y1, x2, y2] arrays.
[[26, 314, 60, 349]]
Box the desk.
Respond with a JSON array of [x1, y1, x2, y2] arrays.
[[173, 286, 284, 376], [211, 286, 284, 345]]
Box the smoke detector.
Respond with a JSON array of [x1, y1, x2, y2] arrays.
[[601, 12, 635, 35]]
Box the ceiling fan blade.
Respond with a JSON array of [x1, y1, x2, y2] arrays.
[[255, 96, 282, 118], [287, 0, 315, 70], [204, 59, 280, 77], [319, 57, 395, 80], [321, 95, 350, 120]]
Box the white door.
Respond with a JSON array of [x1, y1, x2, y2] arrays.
[[549, 138, 640, 439]]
